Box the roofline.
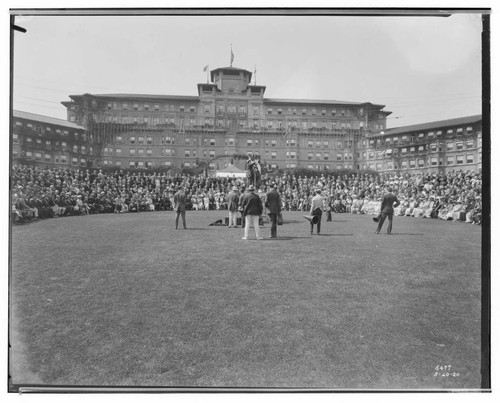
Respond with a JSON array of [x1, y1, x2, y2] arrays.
[[13, 110, 85, 130], [64, 94, 390, 111], [263, 98, 386, 108], [68, 93, 200, 101], [210, 66, 253, 82], [384, 114, 482, 135]]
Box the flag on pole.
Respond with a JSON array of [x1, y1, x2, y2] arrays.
[[230, 49, 234, 66], [204, 65, 209, 84]]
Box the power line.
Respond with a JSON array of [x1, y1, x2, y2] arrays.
[[14, 75, 130, 93], [15, 95, 64, 105], [13, 100, 67, 113]]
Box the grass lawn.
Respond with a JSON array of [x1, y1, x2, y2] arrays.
[[9, 210, 482, 390]]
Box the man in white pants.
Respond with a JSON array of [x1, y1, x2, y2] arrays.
[[240, 185, 263, 240]]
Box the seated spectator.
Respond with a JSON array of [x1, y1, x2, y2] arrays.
[[411, 198, 424, 218], [114, 195, 123, 213], [394, 196, 407, 216], [74, 195, 88, 215], [146, 195, 155, 211], [471, 198, 482, 224], [12, 194, 28, 223], [422, 197, 436, 218], [437, 198, 453, 220], [405, 198, 416, 217], [16, 193, 37, 220]]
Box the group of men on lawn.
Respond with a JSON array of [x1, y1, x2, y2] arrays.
[[173, 182, 282, 239], [172, 183, 399, 238]]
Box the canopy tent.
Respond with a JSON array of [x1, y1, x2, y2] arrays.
[[215, 164, 247, 178]]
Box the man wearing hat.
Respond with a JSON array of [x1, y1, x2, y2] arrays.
[[238, 186, 247, 228], [226, 186, 240, 228], [240, 184, 264, 240], [375, 187, 400, 234], [265, 183, 281, 238], [173, 186, 187, 230], [309, 188, 324, 235]]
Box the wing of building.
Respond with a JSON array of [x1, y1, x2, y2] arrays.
[[11, 65, 481, 174], [12, 110, 90, 168]]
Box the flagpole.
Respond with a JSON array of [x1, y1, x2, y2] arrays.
[[206, 65, 209, 84]]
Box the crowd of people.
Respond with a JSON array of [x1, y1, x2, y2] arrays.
[[11, 164, 482, 226]]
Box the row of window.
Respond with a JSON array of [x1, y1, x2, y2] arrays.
[[375, 154, 481, 170], [12, 149, 88, 166], [101, 160, 220, 169], [266, 107, 357, 117], [14, 121, 84, 139], [100, 114, 363, 130], [373, 126, 478, 145], [13, 135, 92, 154], [98, 155, 481, 171], [99, 159, 349, 171], [95, 141, 485, 161], [115, 135, 219, 146], [112, 132, 481, 149], [283, 152, 355, 161], [302, 164, 354, 170], [363, 140, 480, 159], [102, 160, 158, 168], [105, 103, 198, 113], [16, 137, 482, 162], [114, 135, 357, 149], [99, 102, 365, 118]]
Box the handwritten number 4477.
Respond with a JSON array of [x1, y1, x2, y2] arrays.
[[433, 365, 460, 377]]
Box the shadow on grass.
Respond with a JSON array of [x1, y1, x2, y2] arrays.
[[267, 236, 311, 241], [388, 233, 425, 236], [317, 233, 354, 236]]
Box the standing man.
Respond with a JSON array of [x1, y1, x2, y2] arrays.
[[309, 188, 324, 235], [265, 183, 281, 238], [325, 191, 333, 222], [241, 185, 263, 240], [173, 186, 187, 230], [226, 186, 240, 228], [375, 187, 400, 235], [238, 186, 247, 228]]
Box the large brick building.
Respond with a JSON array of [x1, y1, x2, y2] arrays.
[[60, 66, 391, 172], [11, 110, 94, 169], [365, 115, 482, 174], [11, 65, 482, 175]]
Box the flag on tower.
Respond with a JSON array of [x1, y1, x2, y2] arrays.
[[230, 49, 234, 66], [203, 65, 209, 72]]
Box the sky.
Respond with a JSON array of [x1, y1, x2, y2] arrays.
[[11, 11, 483, 129]]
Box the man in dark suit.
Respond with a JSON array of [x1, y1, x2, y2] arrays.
[[375, 187, 400, 234], [265, 183, 281, 238], [173, 186, 187, 230], [226, 186, 240, 228]]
